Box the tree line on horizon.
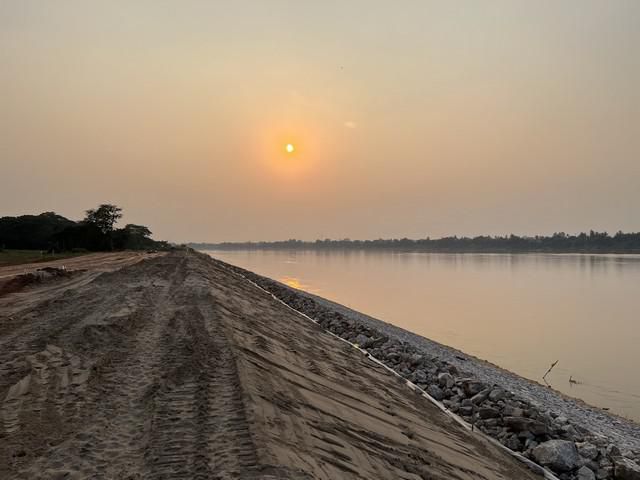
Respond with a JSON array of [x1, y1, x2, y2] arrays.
[[0, 204, 168, 252], [191, 231, 640, 253]]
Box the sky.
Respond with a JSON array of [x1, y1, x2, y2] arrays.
[[1, 1, 639, 242]]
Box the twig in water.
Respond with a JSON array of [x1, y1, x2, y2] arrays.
[[542, 360, 559, 386]]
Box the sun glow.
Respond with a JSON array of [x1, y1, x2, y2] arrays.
[[254, 122, 325, 180]]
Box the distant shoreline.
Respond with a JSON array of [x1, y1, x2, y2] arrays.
[[195, 245, 640, 254], [189, 231, 640, 254]]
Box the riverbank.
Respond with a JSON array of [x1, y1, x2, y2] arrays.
[[0, 250, 543, 479], [215, 257, 640, 480]]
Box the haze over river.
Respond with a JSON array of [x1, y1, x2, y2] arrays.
[[205, 249, 640, 422]]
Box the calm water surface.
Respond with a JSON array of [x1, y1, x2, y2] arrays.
[[205, 249, 640, 421]]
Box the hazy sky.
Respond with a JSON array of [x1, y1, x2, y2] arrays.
[[1, 1, 639, 242]]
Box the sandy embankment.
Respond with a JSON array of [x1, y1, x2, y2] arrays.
[[0, 250, 542, 479], [218, 258, 640, 480]]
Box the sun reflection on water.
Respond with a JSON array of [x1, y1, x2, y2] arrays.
[[279, 276, 318, 294]]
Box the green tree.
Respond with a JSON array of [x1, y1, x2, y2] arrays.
[[84, 204, 123, 234], [124, 224, 151, 238], [121, 224, 152, 250], [84, 204, 123, 250]]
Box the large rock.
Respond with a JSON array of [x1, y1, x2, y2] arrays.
[[411, 369, 427, 384], [354, 334, 372, 348], [478, 407, 499, 419], [577, 442, 599, 461], [504, 434, 522, 451], [504, 416, 548, 436], [561, 424, 580, 441], [461, 379, 485, 397], [488, 387, 505, 402], [458, 406, 473, 416], [447, 364, 459, 375], [470, 389, 490, 404], [576, 465, 596, 480], [437, 372, 454, 389], [606, 444, 621, 458], [504, 416, 530, 432], [426, 385, 444, 401], [596, 466, 613, 479], [408, 353, 424, 366], [386, 349, 400, 359], [503, 406, 525, 417], [531, 440, 581, 472], [614, 457, 640, 480]]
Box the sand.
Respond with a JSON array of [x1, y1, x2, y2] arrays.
[[0, 250, 542, 479]]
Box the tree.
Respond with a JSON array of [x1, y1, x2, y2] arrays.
[[115, 224, 153, 250], [53, 222, 107, 251], [84, 204, 123, 234], [0, 212, 76, 250], [123, 224, 151, 238], [84, 204, 122, 250]]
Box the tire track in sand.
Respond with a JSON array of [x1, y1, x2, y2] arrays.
[[143, 274, 260, 479], [5, 252, 262, 479], [4, 254, 186, 478]]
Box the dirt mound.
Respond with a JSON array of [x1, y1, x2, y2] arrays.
[[0, 267, 77, 297]]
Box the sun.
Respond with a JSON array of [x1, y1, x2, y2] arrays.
[[285, 143, 295, 154]]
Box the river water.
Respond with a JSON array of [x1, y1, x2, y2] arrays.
[[204, 249, 640, 421]]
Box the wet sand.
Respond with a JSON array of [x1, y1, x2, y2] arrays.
[[0, 250, 542, 479]]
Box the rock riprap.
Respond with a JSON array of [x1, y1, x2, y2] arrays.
[[532, 440, 581, 472]]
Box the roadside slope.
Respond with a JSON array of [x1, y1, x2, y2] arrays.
[[0, 250, 541, 479]]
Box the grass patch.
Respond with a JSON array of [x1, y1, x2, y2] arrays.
[[0, 250, 86, 267]]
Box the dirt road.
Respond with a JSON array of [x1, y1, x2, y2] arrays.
[[0, 250, 542, 479], [0, 251, 163, 279]]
